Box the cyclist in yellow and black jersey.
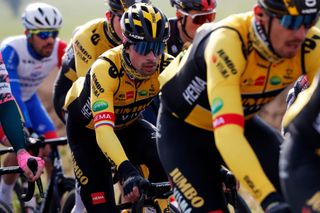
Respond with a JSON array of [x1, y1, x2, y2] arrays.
[[280, 72, 320, 213], [141, 0, 217, 125], [64, 3, 173, 212], [53, 0, 149, 123], [157, 0, 320, 212]]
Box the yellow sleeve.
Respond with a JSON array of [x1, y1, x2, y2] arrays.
[[304, 27, 320, 81], [205, 28, 276, 203], [90, 59, 128, 169]]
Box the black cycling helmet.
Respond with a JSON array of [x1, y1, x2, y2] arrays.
[[258, 0, 320, 16], [170, 0, 216, 12], [121, 3, 170, 43], [106, 0, 151, 13], [105, 0, 123, 13]]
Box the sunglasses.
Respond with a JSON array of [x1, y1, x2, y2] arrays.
[[277, 14, 319, 30], [178, 9, 216, 25], [133, 41, 165, 56], [29, 29, 59, 40], [110, 10, 123, 18]]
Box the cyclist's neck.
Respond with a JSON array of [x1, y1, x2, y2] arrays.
[[250, 18, 283, 63]]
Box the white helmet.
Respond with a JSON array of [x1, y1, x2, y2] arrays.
[[22, 2, 63, 30]]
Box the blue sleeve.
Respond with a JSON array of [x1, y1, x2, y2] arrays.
[[1, 45, 32, 128]]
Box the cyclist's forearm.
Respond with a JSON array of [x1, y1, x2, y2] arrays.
[[0, 100, 27, 151]]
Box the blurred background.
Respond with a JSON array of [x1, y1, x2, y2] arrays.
[[0, 0, 257, 40]]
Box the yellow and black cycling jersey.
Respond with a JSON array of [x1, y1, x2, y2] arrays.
[[160, 11, 320, 131], [53, 18, 122, 123], [159, 11, 320, 203], [72, 18, 121, 78], [65, 45, 173, 167]]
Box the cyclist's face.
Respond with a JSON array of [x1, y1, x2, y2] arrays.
[[127, 45, 161, 77], [28, 32, 56, 57], [269, 16, 309, 58], [179, 10, 216, 40], [112, 14, 123, 40]]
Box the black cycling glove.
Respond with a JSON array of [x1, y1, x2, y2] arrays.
[[118, 160, 148, 196]]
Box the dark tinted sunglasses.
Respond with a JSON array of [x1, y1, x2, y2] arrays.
[[29, 29, 59, 40], [133, 41, 165, 56], [178, 9, 216, 25], [277, 14, 319, 30], [110, 10, 123, 18]]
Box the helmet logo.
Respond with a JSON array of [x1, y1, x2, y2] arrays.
[[283, 0, 299, 15], [306, 0, 317, 7]]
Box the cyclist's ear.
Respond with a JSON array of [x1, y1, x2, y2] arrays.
[[105, 11, 112, 22], [253, 4, 264, 18], [254, 4, 268, 25]]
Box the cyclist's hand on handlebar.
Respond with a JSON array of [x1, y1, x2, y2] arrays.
[[17, 149, 45, 181], [123, 176, 147, 202], [118, 160, 149, 202]]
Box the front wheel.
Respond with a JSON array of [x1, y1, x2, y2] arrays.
[[45, 177, 75, 213], [60, 189, 75, 213], [0, 200, 13, 213]]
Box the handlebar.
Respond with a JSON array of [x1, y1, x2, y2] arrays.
[[0, 137, 68, 156], [20, 158, 44, 201], [117, 180, 172, 212]]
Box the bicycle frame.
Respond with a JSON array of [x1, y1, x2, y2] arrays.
[[38, 144, 67, 212]]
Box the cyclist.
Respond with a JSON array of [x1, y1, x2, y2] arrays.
[[167, 0, 217, 57], [157, 0, 320, 212], [141, 0, 217, 125], [64, 3, 173, 212], [0, 52, 44, 181], [280, 73, 319, 213], [0, 2, 66, 209], [53, 0, 150, 124]]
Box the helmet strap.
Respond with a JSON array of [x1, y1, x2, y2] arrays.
[[104, 11, 122, 45], [177, 13, 193, 42]]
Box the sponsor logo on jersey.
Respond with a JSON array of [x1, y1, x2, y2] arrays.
[[92, 73, 105, 97], [306, 191, 320, 211], [211, 98, 223, 115], [139, 90, 148, 96], [213, 113, 244, 129], [116, 93, 126, 101], [182, 76, 207, 105], [283, 68, 294, 80], [126, 91, 134, 99], [74, 40, 92, 63], [91, 192, 106, 205], [270, 76, 281, 85], [71, 153, 89, 185], [170, 168, 204, 210], [94, 112, 115, 128], [214, 49, 238, 78], [90, 29, 101, 46], [115, 102, 150, 115], [81, 98, 92, 119], [255, 76, 266, 86], [92, 100, 108, 112], [242, 76, 266, 86]]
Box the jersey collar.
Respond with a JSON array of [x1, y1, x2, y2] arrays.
[[250, 18, 283, 63]]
